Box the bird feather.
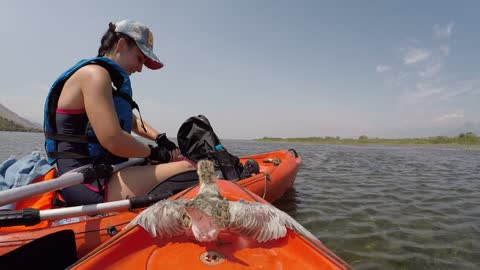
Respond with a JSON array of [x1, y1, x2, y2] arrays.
[[127, 199, 189, 238], [228, 200, 319, 242]]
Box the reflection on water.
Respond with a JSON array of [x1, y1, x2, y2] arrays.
[[228, 140, 480, 270], [272, 187, 299, 216], [1, 132, 479, 269]]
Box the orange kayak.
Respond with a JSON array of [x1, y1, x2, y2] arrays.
[[70, 179, 351, 270], [0, 149, 300, 259]]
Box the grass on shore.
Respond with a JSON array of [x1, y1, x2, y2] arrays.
[[256, 133, 480, 146]]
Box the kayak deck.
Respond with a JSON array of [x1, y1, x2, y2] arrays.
[[0, 149, 301, 259], [70, 180, 351, 270], [71, 226, 349, 269]]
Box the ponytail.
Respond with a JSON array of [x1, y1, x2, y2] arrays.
[[97, 22, 136, 57]]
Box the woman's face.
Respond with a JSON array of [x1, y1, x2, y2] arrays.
[[117, 38, 146, 75]]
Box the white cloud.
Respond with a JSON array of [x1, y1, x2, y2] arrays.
[[433, 22, 454, 38], [433, 110, 464, 122], [402, 76, 480, 104], [414, 83, 445, 99], [403, 48, 431, 65], [442, 77, 480, 99], [403, 83, 443, 103], [376, 65, 391, 73], [439, 45, 449, 56], [418, 62, 443, 78]]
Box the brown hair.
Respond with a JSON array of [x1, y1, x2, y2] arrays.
[[97, 22, 137, 57]]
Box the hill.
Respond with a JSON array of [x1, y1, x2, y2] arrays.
[[0, 103, 41, 132]]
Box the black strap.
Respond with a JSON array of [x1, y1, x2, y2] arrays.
[[113, 91, 147, 133], [45, 132, 99, 144], [89, 60, 124, 90], [47, 151, 92, 160], [112, 91, 139, 110], [80, 162, 114, 184]]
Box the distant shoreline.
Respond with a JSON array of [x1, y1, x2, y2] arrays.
[[0, 115, 42, 133], [256, 135, 480, 148], [0, 129, 42, 133]]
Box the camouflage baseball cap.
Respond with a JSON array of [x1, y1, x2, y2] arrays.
[[114, 20, 163, 70]]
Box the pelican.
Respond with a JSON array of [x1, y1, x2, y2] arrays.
[[127, 160, 318, 243]]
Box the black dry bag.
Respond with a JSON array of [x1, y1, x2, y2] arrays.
[[177, 115, 242, 181]]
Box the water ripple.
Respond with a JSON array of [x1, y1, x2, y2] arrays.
[[241, 142, 480, 270], [2, 133, 480, 269]]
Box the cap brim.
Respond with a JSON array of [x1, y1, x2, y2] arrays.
[[137, 42, 164, 70]]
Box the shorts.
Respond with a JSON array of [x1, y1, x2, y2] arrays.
[[57, 158, 107, 206], [59, 183, 105, 206]]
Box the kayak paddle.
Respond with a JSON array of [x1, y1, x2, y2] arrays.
[[0, 158, 145, 208], [0, 186, 195, 228]]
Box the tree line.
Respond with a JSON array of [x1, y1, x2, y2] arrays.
[[258, 132, 480, 145], [0, 116, 42, 132]]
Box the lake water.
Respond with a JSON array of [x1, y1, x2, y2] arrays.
[[1, 131, 479, 269]]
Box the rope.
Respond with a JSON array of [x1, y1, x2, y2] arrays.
[[262, 173, 270, 199], [260, 157, 282, 199]]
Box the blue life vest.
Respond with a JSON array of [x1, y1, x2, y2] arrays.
[[44, 57, 137, 165]]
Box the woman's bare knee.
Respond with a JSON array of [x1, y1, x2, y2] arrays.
[[153, 160, 195, 179], [107, 161, 195, 201]]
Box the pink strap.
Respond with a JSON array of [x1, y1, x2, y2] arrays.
[[56, 108, 86, 114]]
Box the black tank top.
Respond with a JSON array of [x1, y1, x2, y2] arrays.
[[55, 108, 91, 176]]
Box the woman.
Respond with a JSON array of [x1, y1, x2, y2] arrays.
[[43, 20, 195, 206]]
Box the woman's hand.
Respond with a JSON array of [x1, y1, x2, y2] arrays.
[[169, 148, 183, 162], [155, 133, 184, 161], [155, 133, 177, 151]]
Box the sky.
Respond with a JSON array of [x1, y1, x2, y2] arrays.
[[0, 1, 479, 139]]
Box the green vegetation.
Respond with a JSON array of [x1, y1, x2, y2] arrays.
[[257, 132, 480, 146], [0, 116, 41, 132]]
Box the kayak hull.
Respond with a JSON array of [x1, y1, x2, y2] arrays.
[[235, 149, 300, 202], [70, 180, 351, 270], [0, 149, 301, 259]]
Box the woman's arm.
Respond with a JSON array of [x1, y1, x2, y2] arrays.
[[80, 65, 150, 158], [131, 115, 182, 161], [131, 114, 160, 141]]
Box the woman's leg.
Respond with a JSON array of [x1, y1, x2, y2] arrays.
[[106, 160, 195, 201]]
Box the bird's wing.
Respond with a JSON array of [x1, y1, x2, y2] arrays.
[[228, 200, 319, 243], [126, 199, 188, 238]]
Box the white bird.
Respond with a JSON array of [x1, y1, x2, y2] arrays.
[[127, 160, 318, 243]]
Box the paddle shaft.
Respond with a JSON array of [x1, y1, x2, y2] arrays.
[[40, 193, 162, 220], [0, 158, 145, 207], [0, 193, 165, 227]]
